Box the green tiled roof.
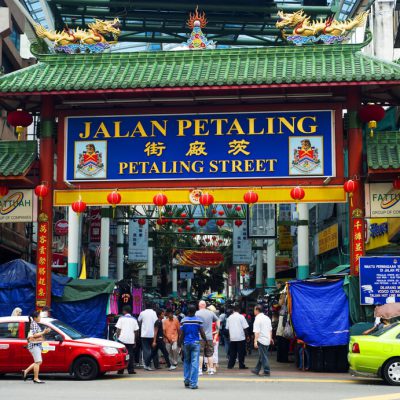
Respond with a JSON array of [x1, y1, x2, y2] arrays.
[[0, 140, 37, 176], [367, 132, 400, 170], [1, 40, 400, 93]]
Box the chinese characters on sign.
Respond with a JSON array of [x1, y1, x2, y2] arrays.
[[359, 257, 400, 305], [66, 111, 335, 181], [352, 217, 365, 275], [233, 221, 252, 264], [36, 218, 49, 307], [128, 219, 149, 262]]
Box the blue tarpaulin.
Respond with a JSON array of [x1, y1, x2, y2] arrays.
[[51, 294, 109, 338], [0, 259, 70, 316], [289, 280, 350, 346]]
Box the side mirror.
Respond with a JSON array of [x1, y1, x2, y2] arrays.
[[54, 334, 64, 343]]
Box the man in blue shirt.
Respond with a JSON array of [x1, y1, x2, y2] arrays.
[[179, 304, 207, 390]]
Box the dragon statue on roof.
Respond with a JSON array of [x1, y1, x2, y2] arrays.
[[34, 18, 120, 53], [276, 10, 369, 45]]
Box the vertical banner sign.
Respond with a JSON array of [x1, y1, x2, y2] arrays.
[[36, 214, 49, 307], [228, 266, 237, 287], [132, 287, 143, 314], [352, 217, 365, 275], [89, 207, 101, 242], [128, 220, 149, 262], [233, 221, 252, 264]]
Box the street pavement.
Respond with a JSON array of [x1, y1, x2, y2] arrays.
[[2, 353, 400, 400]]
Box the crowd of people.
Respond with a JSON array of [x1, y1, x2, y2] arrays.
[[114, 299, 273, 389]]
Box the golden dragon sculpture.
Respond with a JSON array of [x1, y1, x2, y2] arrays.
[[34, 18, 121, 47], [276, 10, 369, 44]]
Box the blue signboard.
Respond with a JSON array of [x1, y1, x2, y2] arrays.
[[65, 110, 335, 181], [359, 256, 400, 305]]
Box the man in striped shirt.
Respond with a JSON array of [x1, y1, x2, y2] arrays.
[[179, 304, 207, 390]]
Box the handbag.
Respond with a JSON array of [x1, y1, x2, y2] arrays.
[[283, 320, 294, 339]]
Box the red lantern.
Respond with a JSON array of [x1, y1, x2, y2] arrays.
[[107, 190, 121, 208], [235, 220, 243, 227], [227, 204, 233, 209], [290, 186, 305, 201], [205, 238, 210, 243], [156, 218, 164, 226], [185, 226, 191, 231], [199, 192, 214, 216], [34, 184, 49, 200], [0, 185, 9, 198], [198, 219, 207, 227], [243, 190, 259, 206], [7, 110, 33, 140], [178, 227, 183, 233], [189, 219, 195, 223], [181, 212, 187, 218], [71, 199, 87, 215], [358, 104, 385, 137], [344, 179, 358, 206], [35, 183, 49, 210], [235, 205, 242, 212], [393, 178, 400, 190], [218, 239, 224, 244], [216, 219, 224, 227], [212, 236, 217, 240], [212, 209, 217, 215], [138, 218, 146, 226], [153, 193, 168, 217], [218, 210, 224, 216]]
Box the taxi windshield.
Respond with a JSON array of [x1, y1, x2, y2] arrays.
[[51, 320, 87, 340], [371, 322, 399, 337]]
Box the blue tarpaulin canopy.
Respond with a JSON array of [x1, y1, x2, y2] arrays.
[[289, 279, 350, 346]]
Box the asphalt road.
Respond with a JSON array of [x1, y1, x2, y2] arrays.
[[2, 366, 400, 400]]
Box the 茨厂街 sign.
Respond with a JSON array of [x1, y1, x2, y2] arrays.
[[65, 111, 335, 181]]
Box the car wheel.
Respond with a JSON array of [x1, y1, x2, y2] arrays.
[[73, 356, 99, 380], [383, 358, 400, 386]]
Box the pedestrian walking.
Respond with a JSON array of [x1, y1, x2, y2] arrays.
[[150, 309, 176, 370], [163, 308, 180, 366], [226, 305, 249, 369], [179, 303, 208, 390], [22, 311, 50, 383], [138, 303, 158, 370], [251, 305, 273, 376], [195, 300, 219, 375], [115, 305, 139, 375]]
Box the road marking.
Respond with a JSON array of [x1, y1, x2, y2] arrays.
[[117, 376, 359, 384], [344, 394, 400, 400]]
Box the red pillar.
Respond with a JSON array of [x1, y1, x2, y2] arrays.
[[35, 96, 55, 309], [347, 90, 365, 276]]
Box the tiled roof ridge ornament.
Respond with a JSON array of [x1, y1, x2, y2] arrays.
[[276, 9, 369, 45], [33, 18, 121, 54], [183, 6, 216, 50]]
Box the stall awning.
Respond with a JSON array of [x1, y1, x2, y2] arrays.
[[324, 264, 350, 275], [0, 140, 37, 179], [367, 132, 400, 172]]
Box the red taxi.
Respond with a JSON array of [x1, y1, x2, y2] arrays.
[[0, 316, 128, 380]]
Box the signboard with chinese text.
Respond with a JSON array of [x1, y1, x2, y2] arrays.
[[65, 111, 335, 181], [352, 217, 365, 275], [36, 218, 49, 307], [233, 221, 252, 264], [128, 219, 148, 262], [315, 223, 338, 255], [365, 183, 400, 218], [359, 256, 400, 305], [0, 189, 35, 223]]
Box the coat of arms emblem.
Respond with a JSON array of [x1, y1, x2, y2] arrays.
[[291, 139, 321, 173], [77, 143, 104, 177]]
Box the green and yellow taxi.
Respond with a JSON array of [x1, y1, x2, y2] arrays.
[[349, 322, 400, 385]]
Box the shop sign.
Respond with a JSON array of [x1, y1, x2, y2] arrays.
[[233, 220, 252, 264], [315, 223, 338, 255], [359, 256, 400, 305], [365, 218, 390, 251], [0, 189, 35, 223], [352, 216, 365, 275], [228, 266, 237, 287], [365, 183, 400, 218], [180, 272, 194, 279], [65, 110, 335, 181], [54, 219, 68, 236], [89, 208, 101, 242], [128, 219, 148, 262], [36, 214, 49, 307]]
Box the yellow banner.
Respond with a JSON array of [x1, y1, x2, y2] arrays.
[[317, 223, 338, 255], [54, 186, 346, 206]]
